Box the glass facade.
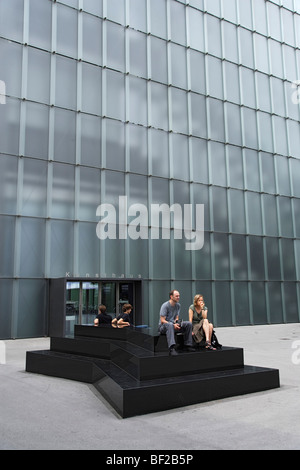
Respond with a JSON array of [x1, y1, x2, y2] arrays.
[[0, 0, 300, 338]]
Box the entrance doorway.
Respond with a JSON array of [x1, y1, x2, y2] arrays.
[[49, 277, 142, 337]]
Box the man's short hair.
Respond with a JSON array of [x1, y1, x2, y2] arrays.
[[169, 289, 178, 298], [122, 303, 132, 312], [98, 304, 106, 314]]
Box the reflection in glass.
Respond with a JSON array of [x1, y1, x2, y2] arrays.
[[66, 282, 80, 336], [82, 282, 99, 324], [234, 282, 250, 325], [231, 235, 248, 280]]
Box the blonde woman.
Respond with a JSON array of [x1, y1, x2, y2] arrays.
[[188, 294, 215, 350]]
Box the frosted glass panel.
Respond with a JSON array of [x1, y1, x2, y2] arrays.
[[52, 163, 75, 219], [151, 37, 168, 84], [25, 102, 49, 160], [149, 0, 167, 39], [28, 0, 52, 51], [263, 195, 279, 236], [128, 124, 148, 175], [105, 119, 125, 171], [0, 98, 20, 155], [106, 70, 125, 121], [150, 83, 168, 130], [78, 223, 100, 275], [170, 1, 186, 45], [172, 134, 189, 182], [128, 30, 147, 78], [22, 159, 47, 217], [171, 88, 188, 134], [128, 76, 147, 126], [81, 114, 101, 167], [81, 63, 102, 115], [56, 4, 78, 57], [151, 129, 169, 178], [0, 216, 15, 277], [0, 0, 24, 42], [234, 282, 250, 325], [170, 43, 187, 89], [0, 155, 18, 214], [0, 280, 13, 338], [214, 233, 230, 280], [106, 22, 125, 72], [50, 220, 74, 277], [106, 0, 125, 25], [79, 167, 101, 222], [0, 39, 22, 98], [82, 13, 102, 65], [53, 108, 76, 164], [128, 0, 147, 32], [55, 56, 77, 110], [19, 218, 46, 277], [17, 280, 47, 337], [231, 235, 248, 280], [188, 9, 204, 51], [27, 48, 51, 104]]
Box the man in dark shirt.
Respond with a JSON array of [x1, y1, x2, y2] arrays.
[[94, 304, 112, 326], [116, 304, 133, 327]]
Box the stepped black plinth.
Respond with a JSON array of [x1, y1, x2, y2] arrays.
[[26, 325, 280, 418]]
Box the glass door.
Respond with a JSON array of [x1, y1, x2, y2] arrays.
[[101, 282, 116, 319], [65, 281, 80, 336], [82, 281, 99, 325], [64, 279, 139, 335], [118, 282, 134, 323]]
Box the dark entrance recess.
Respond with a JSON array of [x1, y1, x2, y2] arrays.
[[49, 277, 143, 337]]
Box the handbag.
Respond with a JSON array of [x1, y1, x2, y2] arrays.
[[211, 330, 222, 349]]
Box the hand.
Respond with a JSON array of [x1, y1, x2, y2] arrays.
[[174, 322, 181, 330]]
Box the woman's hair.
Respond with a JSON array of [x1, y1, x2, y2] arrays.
[[193, 294, 203, 307]]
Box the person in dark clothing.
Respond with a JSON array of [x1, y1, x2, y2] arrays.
[[117, 303, 133, 327], [94, 304, 112, 326]]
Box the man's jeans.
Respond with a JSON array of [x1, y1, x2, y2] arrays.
[[158, 321, 193, 349]]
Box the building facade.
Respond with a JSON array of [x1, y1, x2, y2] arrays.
[[0, 0, 300, 339]]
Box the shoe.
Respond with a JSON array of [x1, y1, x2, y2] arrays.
[[169, 347, 178, 356], [184, 346, 196, 352], [205, 341, 216, 350]]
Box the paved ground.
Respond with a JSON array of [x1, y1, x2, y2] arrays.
[[0, 323, 300, 450]]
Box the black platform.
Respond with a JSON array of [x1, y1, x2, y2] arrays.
[[26, 325, 280, 418]]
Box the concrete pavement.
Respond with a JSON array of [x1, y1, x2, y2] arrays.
[[0, 323, 300, 450]]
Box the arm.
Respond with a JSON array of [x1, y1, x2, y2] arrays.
[[117, 318, 130, 326], [188, 308, 193, 323]]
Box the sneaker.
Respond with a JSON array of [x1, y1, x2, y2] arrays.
[[169, 347, 178, 356]]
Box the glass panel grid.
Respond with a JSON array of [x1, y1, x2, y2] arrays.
[[0, 0, 300, 337]]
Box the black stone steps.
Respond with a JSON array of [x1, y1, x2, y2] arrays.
[[25, 325, 280, 418]]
